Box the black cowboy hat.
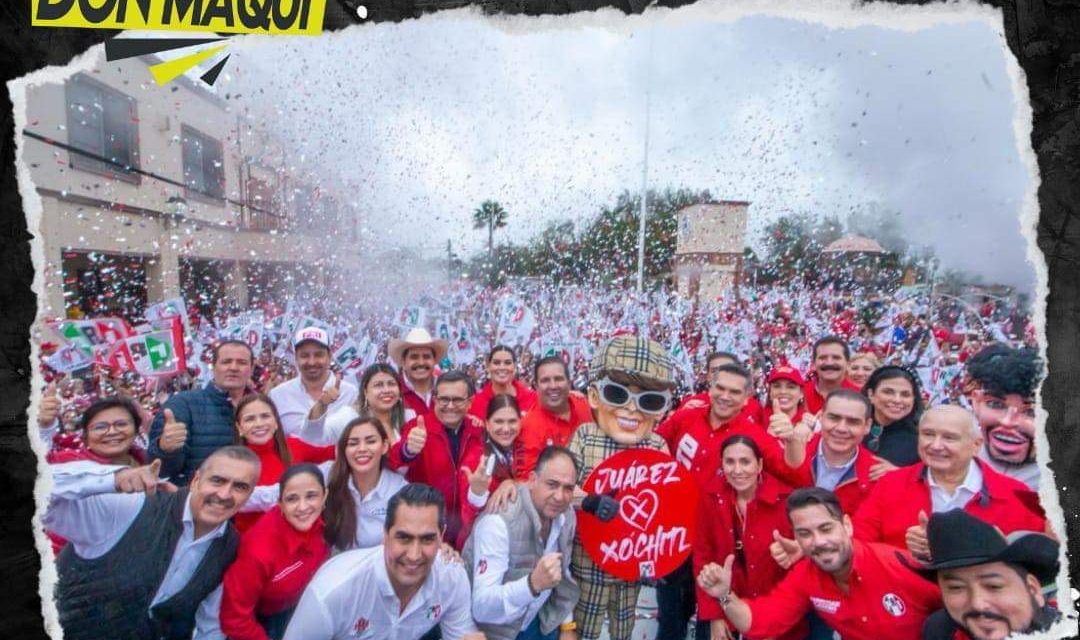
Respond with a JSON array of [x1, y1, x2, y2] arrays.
[[898, 509, 1059, 585]]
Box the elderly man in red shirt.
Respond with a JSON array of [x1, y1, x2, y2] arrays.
[[698, 486, 942, 640], [852, 405, 1047, 559]]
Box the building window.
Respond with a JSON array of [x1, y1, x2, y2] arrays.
[[65, 74, 140, 183], [181, 125, 225, 201]]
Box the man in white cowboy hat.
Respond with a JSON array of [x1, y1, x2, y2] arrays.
[[269, 327, 359, 436], [388, 327, 450, 418]]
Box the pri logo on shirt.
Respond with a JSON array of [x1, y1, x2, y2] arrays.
[[353, 617, 370, 635], [881, 593, 907, 617], [477, 559, 488, 575], [426, 604, 442, 621]]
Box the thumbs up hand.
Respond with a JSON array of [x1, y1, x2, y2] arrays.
[[906, 510, 931, 561], [158, 408, 188, 453], [406, 415, 428, 457], [696, 555, 735, 599], [768, 399, 796, 442], [38, 381, 61, 428], [769, 529, 802, 569]]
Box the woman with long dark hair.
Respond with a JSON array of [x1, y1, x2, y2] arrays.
[[220, 463, 330, 640], [862, 365, 924, 468], [322, 416, 408, 551], [467, 345, 537, 420]]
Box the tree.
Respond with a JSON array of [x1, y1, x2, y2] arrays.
[[472, 200, 509, 261]]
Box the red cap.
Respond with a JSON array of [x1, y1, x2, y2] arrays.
[[766, 365, 805, 387]]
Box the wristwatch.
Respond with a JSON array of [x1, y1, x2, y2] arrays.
[[718, 591, 733, 607], [560, 622, 577, 631]]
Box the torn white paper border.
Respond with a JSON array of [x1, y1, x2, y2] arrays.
[[10, 0, 1074, 638]]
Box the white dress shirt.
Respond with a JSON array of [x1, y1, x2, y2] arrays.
[[299, 405, 413, 447], [269, 375, 359, 436], [44, 461, 227, 625], [237, 463, 407, 550], [928, 461, 984, 513], [282, 545, 476, 640], [469, 512, 569, 630]]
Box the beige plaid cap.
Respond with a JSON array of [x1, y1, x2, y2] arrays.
[[589, 335, 675, 388]]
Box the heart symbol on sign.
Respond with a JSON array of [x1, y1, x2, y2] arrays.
[[619, 489, 659, 532]]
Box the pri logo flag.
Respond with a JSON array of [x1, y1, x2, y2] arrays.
[[397, 305, 427, 330], [45, 343, 93, 373], [116, 317, 187, 376]]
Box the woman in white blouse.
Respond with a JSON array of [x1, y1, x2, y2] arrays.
[[301, 364, 412, 448], [322, 416, 408, 551]]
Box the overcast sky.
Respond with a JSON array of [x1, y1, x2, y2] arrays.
[[219, 5, 1037, 289]]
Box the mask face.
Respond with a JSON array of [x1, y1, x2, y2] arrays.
[[588, 379, 662, 445]]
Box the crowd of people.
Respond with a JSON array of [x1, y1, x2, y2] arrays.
[[33, 279, 1057, 640]]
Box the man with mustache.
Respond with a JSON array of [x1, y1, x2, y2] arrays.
[[270, 327, 359, 436], [45, 446, 261, 640], [965, 344, 1042, 490], [802, 336, 861, 415], [284, 484, 484, 640], [389, 327, 451, 418], [150, 340, 256, 486], [463, 446, 581, 640], [697, 487, 942, 640], [905, 509, 1061, 640]]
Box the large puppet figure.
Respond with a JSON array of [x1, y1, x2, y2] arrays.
[[567, 335, 675, 640]]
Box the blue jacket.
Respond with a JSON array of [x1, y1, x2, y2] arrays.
[[148, 383, 236, 486]]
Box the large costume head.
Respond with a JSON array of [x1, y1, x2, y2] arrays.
[[587, 335, 675, 445]]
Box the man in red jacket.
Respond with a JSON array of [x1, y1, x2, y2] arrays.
[[853, 405, 1047, 558], [697, 487, 942, 640], [388, 327, 449, 418], [389, 370, 484, 547], [802, 336, 861, 415]]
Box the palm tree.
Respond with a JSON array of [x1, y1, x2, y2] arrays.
[[472, 200, 509, 261]]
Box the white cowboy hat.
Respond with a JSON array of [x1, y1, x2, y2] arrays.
[[388, 327, 449, 365]]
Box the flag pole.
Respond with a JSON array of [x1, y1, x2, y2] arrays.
[[636, 27, 654, 294]]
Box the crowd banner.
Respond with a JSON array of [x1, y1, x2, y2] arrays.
[[576, 449, 698, 582]]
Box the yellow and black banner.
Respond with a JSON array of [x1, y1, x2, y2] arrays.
[[31, 0, 326, 36]]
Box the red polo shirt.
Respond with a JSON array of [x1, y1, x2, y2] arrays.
[[789, 433, 879, 515], [468, 379, 538, 421], [744, 540, 942, 640], [852, 459, 1047, 549], [514, 394, 593, 479], [801, 376, 862, 415], [655, 406, 802, 489]]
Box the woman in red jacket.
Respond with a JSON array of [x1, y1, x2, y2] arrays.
[[456, 393, 523, 547], [467, 345, 537, 421], [759, 366, 812, 443], [234, 393, 335, 532], [694, 435, 804, 640], [220, 463, 330, 640]]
